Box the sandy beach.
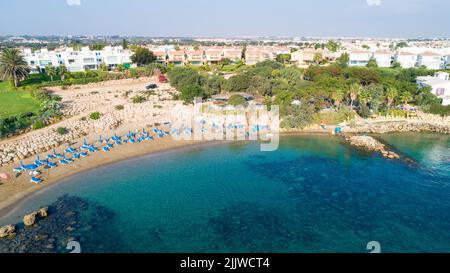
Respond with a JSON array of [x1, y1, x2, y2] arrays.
[[0, 129, 205, 219], [0, 78, 201, 220]]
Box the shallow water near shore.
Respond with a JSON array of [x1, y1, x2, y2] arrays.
[[1, 133, 449, 253]]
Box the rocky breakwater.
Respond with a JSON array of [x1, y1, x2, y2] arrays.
[[345, 135, 400, 159]]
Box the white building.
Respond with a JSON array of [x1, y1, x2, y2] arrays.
[[348, 50, 371, 67], [23, 46, 132, 73], [373, 50, 392, 67], [395, 51, 418, 68], [417, 51, 443, 69], [417, 72, 450, 105]]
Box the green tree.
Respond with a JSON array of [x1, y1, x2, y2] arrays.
[[359, 88, 372, 107], [45, 64, 56, 81], [313, 52, 323, 65], [116, 64, 125, 72], [391, 61, 402, 69], [57, 65, 67, 81], [326, 40, 340, 52], [122, 39, 128, 49], [89, 44, 106, 51], [228, 94, 248, 107], [366, 57, 378, 68], [276, 54, 291, 64], [204, 75, 224, 97], [99, 63, 108, 71], [71, 41, 82, 51], [348, 83, 361, 109], [385, 87, 398, 109], [131, 47, 156, 66], [180, 84, 204, 103], [331, 89, 345, 108], [0, 48, 30, 87], [337, 53, 349, 68], [281, 103, 316, 129], [400, 91, 413, 105]]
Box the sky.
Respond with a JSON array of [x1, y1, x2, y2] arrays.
[[1, 0, 449, 38]]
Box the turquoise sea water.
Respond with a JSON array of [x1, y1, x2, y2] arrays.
[[1, 133, 449, 253]]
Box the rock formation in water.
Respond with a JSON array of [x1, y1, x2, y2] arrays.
[[345, 135, 400, 159], [0, 224, 16, 238]]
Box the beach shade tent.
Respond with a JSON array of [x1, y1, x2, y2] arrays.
[[65, 146, 76, 153], [30, 177, 42, 184], [47, 162, 57, 168], [0, 173, 11, 181], [53, 149, 64, 158], [20, 162, 39, 170], [29, 170, 41, 176]]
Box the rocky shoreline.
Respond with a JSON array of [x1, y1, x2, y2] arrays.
[[348, 120, 450, 134], [0, 195, 125, 253]]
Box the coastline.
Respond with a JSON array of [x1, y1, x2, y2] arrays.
[[0, 125, 448, 222], [0, 132, 330, 220], [0, 137, 209, 220]]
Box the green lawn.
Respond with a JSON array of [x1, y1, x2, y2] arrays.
[[0, 81, 41, 118]]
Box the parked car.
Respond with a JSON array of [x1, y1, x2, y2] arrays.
[[145, 84, 158, 90]]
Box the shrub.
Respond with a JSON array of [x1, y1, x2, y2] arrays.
[[32, 119, 45, 130], [383, 109, 410, 118], [131, 95, 146, 104], [80, 116, 87, 121], [427, 104, 450, 117], [228, 94, 248, 107], [31, 89, 51, 101], [281, 104, 316, 129], [115, 105, 124, 110], [56, 127, 68, 135], [312, 108, 355, 125], [89, 112, 101, 120]]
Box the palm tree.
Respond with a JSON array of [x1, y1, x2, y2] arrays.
[[313, 52, 323, 65], [359, 88, 372, 107], [348, 83, 361, 109], [57, 65, 67, 81], [400, 91, 413, 106], [0, 48, 30, 87], [331, 89, 344, 108], [385, 87, 398, 109], [46, 64, 56, 81]]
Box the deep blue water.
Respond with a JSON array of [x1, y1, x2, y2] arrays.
[[1, 134, 449, 253]]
